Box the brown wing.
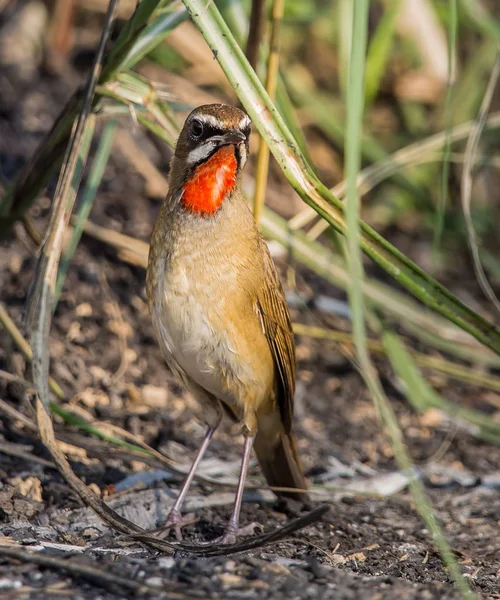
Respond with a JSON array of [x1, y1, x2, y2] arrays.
[[256, 239, 296, 433]]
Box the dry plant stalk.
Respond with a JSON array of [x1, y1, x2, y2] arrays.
[[253, 0, 284, 225]]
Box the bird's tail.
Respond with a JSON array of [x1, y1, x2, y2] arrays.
[[254, 422, 309, 505]]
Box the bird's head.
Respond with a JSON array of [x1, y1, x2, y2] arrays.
[[170, 104, 251, 217]]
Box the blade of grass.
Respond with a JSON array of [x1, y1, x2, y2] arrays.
[[364, 0, 402, 106], [461, 51, 500, 315], [182, 0, 500, 355], [343, 4, 472, 595], [26, 9, 118, 537], [28, 116, 95, 408], [289, 111, 500, 233], [293, 322, 500, 395], [100, 0, 183, 80], [433, 0, 458, 259], [337, 0, 352, 96], [26, 0, 120, 398], [55, 119, 118, 305], [459, 0, 500, 41], [381, 326, 500, 444], [218, 0, 313, 163], [0, 96, 80, 229], [119, 2, 188, 72]]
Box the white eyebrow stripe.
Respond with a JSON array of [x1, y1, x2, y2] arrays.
[[239, 114, 251, 129], [186, 140, 216, 165], [195, 114, 224, 129]]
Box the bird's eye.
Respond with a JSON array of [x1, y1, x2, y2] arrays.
[[191, 119, 203, 138]]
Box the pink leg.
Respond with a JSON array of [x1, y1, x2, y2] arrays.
[[219, 434, 257, 544], [159, 425, 215, 541]]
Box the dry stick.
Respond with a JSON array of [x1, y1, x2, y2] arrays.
[[0, 302, 64, 400], [0, 546, 193, 600], [253, 0, 284, 225], [461, 51, 500, 316], [131, 504, 330, 557], [246, 0, 267, 71], [0, 439, 54, 469], [289, 111, 500, 236], [0, 395, 38, 431]]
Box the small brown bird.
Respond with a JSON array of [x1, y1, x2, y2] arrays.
[[146, 104, 308, 543]]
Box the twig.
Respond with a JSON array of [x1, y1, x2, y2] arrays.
[[253, 0, 284, 225], [130, 504, 330, 557], [0, 546, 193, 599], [0, 440, 54, 469], [0, 302, 64, 400], [0, 397, 37, 431], [245, 0, 267, 70], [461, 51, 500, 316]]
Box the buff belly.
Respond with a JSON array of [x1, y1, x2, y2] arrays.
[[150, 259, 273, 426]]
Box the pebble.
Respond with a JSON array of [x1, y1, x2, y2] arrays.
[[218, 573, 243, 587], [158, 556, 175, 570]]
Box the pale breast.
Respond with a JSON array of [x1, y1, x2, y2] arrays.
[[149, 210, 275, 416]]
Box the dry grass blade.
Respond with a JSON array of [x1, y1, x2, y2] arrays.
[[26, 0, 119, 414], [0, 302, 64, 399], [253, 0, 284, 225], [461, 51, 500, 315], [292, 323, 500, 394]]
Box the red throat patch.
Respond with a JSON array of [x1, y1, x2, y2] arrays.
[[182, 146, 238, 216]]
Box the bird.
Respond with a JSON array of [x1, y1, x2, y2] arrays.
[[146, 103, 308, 544]]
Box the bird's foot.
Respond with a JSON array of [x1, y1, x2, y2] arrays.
[[215, 521, 263, 545], [154, 509, 196, 541]]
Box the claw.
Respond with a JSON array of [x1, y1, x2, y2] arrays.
[[155, 510, 196, 541], [216, 521, 263, 545]]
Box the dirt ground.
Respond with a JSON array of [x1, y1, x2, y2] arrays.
[[1, 34, 500, 600]]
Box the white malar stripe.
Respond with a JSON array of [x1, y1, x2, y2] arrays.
[[237, 144, 247, 167], [187, 140, 216, 166]]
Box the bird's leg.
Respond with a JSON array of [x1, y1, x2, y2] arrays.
[[218, 434, 260, 545], [157, 425, 215, 541]]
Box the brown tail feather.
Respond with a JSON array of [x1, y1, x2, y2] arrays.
[[254, 427, 309, 505]]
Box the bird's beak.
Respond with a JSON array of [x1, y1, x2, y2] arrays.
[[212, 130, 247, 146]]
